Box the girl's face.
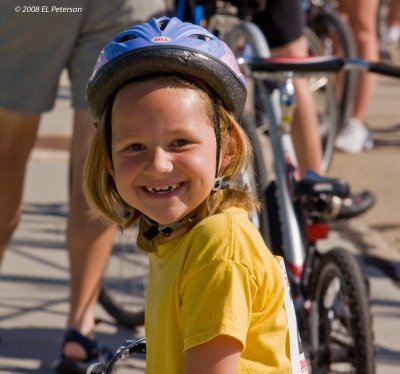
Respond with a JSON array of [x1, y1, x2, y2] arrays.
[[109, 81, 218, 226]]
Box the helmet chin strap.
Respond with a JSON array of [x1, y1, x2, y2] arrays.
[[142, 215, 194, 240], [212, 176, 230, 191], [211, 97, 231, 192], [212, 96, 222, 179]]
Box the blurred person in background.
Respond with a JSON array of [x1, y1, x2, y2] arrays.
[[0, 1, 165, 373], [335, 0, 379, 154]]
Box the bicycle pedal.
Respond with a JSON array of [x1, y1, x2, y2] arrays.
[[295, 171, 350, 198]]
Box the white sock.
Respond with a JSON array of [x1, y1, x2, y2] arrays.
[[388, 26, 400, 42]]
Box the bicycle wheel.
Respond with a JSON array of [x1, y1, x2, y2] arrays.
[[377, 0, 389, 41], [216, 21, 271, 245], [99, 225, 147, 328], [240, 112, 271, 246], [309, 247, 375, 373], [218, 20, 270, 58], [307, 11, 358, 131], [304, 26, 338, 173]]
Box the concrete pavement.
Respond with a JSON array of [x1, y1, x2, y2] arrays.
[[0, 72, 400, 373]]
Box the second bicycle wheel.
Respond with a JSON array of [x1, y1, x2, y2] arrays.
[[218, 20, 271, 245], [307, 10, 358, 131], [305, 26, 339, 173], [99, 225, 147, 328], [309, 247, 375, 373], [240, 112, 271, 246]]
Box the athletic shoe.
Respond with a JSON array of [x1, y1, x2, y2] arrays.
[[335, 118, 373, 154]]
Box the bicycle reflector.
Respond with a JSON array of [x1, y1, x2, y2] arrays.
[[305, 223, 328, 241]]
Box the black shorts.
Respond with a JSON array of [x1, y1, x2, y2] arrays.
[[253, 0, 304, 48]]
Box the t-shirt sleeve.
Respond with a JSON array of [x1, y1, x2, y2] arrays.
[[180, 259, 258, 352]]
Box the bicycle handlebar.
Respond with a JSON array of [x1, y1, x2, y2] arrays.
[[367, 60, 400, 78], [244, 56, 400, 79]]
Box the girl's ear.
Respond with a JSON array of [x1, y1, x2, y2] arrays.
[[105, 157, 115, 179], [221, 149, 234, 169], [220, 128, 238, 169]]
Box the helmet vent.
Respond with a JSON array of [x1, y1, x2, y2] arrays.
[[116, 34, 137, 43], [158, 19, 169, 31], [189, 34, 212, 41]]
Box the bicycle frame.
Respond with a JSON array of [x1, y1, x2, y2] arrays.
[[254, 75, 307, 283], [245, 54, 400, 261]]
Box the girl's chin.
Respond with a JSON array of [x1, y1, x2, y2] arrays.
[[144, 208, 196, 226], [145, 212, 186, 226]]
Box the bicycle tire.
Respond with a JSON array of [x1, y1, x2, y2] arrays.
[[307, 10, 358, 131], [304, 26, 338, 172], [309, 247, 375, 373], [240, 112, 271, 246], [219, 20, 270, 58], [99, 227, 147, 328], [377, 0, 389, 41], [215, 20, 271, 245]]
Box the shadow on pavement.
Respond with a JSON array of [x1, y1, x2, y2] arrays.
[[370, 123, 400, 147], [375, 345, 400, 365], [0, 326, 138, 373]]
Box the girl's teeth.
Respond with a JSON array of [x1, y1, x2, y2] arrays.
[[146, 184, 179, 194]]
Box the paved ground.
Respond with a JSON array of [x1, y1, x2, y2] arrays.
[[0, 72, 400, 373]]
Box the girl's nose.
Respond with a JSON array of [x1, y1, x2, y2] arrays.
[[145, 147, 173, 174]]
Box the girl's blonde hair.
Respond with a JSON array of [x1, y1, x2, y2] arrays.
[[83, 76, 258, 251]]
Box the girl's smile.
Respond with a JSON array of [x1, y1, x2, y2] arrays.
[[109, 79, 218, 226], [143, 182, 183, 196]]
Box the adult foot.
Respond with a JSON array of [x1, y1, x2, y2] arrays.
[[335, 118, 373, 154], [54, 329, 113, 374]]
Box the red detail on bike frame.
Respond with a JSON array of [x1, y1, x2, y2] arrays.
[[286, 261, 303, 280], [305, 223, 328, 241]]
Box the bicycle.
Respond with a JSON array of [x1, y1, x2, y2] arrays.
[[243, 55, 375, 373]]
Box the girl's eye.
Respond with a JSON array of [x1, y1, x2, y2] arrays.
[[127, 143, 144, 151], [173, 139, 189, 147]]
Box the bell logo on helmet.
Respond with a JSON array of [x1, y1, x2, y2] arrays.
[[151, 36, 172, 43]]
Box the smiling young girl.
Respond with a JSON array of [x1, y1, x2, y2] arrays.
[[83, 16, 307, 374]]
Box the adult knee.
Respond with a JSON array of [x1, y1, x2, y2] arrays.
[[0, 108, 40, 161]]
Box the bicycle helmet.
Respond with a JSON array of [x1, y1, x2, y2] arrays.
[[87, 16, 247, 123]]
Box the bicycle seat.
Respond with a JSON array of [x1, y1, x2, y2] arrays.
[[295, 170, 350, 198]]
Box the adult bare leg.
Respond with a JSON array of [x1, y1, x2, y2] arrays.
[[340, 0, 379, 122], [0, 108, 40, 264], [63, 110, 116, 360], [388, 0, 400, 28]]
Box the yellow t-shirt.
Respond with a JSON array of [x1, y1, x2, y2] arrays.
[[145, 207, 296, 373]]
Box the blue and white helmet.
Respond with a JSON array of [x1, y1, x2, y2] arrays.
[[87, 16, 247, 123]]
